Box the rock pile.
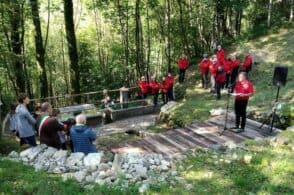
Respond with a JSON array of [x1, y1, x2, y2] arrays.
[[7, 145, 175, 186]]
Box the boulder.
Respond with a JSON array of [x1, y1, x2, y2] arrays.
[[8, 151, 19, 159], [210, 108, 226, 116], [20, 144, 47, 162], [98, 163, 110, 172], [42, 147, 58, 158], [74, 170, 87, 182], [66, 152, 85, 167], [111, 153, 124, 173], [83, 153, 104, 169], [134, 164, 147, 179]]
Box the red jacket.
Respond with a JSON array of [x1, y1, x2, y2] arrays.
[[209, 62, 221, 77], [149, 81, 160, 94], [161, 80, 169, 93], [242, 54, 253, 70], [166, 76, 174, 89], [138, 81, 149, 94], [231, 59, 240, 69], [216, 49, 226, 65], [215, 70, 226, 84], [234, 80, 254, 101], [223, 59, 233, 73], [199, 58, 211, 74], [177, 58, 189, 70]]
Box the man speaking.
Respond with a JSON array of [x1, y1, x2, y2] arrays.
[[232, 72, 254, 132]]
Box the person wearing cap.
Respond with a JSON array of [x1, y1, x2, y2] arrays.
[[149, 76, 160, 106], [177, 54, 189, 83], [15, 93, 37, 147], [166, 72, 175, 101], [138, 76, 150, 99], [199, 54, 211, 89], [233, 72, 254, 132], [242, 51, 253, 73], [161, 77, 169, 104], [230, 55, 241, 92], [215, 65, 226, 100], [216, 45, 226, 66], [70, 114, 97, 154]]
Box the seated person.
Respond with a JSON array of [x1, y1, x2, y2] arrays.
[[70, 114, 97, 154], [37, 102, 65, 149], [101, 89, 113, 108]]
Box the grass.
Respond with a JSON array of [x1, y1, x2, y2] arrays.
[[147, 130, 294, 194], [169, 27, 294, 127], [0, 158, 140, 195]]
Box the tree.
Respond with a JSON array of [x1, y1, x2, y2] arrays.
[[29, 0, 48, 98], [63, 0, 80, 98]]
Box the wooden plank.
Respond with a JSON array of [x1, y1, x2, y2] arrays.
[[144, 137, 176, 155], [156, 135, 186, 152], [173, 129, 211, 148], [186, 124, 228, 144]]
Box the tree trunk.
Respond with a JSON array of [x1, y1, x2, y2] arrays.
[[146, 5, 151, 81], [64, 0, 80, 99], [29, 0, 48, 98], [135, 0, 143, 76], [290, 0, 293, 22], [9, 1, 26, 94], [267, 0, 273, 27], [177, 0, 191, 57], [167, 0, 171, 72]]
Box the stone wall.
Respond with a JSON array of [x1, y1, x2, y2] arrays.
[[7, 145, 176, 187]]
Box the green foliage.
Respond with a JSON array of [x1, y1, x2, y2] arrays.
[[0, 138, 20, 155], [147, 130, 294, 194], [0, 159, 140, 195]]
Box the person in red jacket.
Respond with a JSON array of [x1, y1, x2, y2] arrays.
[[230, 55, 241, 92], [199, 54, 211, 89], [223, 58, 233, 89], [166, 72, 175, 101], [138, 76, 149, 99], [242, 51, 253, 73], [216, 45, 226, 66], [233, 72, 254, 131], [215, 66, 226, 100], [177, 54, 189, 83], [161, 77, 169, 104], [209, 56, 221, 93], [150, 76, 160, 106]]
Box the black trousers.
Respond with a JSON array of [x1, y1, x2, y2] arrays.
[[153, 92, 159, 106], [225, 73, 231, 88], [234, 99, 248, 129], [216, 82, 223, 100], [201, 72, 209, 88], [230, 67, 239, 92], [167, 86, 174, 101], [162, 93, 168, 104], [179, 69, 186, 83]]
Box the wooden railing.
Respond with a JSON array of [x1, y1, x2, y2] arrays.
[[29, 87, 139, 110]]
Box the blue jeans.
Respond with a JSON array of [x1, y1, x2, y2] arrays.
[[21, 135, 37, 147]]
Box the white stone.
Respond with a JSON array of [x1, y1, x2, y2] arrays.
[[97, 171, 107, 179], [112, 153, 124, 173], [95, 178, 105, 185], [8, 151, 19, 158], [74, 170, 87, 182], [159, 165, 169, 172], [210, 108, 226, 116], [139, 183, 150, 193], [84, 153, 103, 168], [62, 173, 75, 181], [135, 165, 147, 179], [66, 152, 85, 167], [42, 147, 58, 158], [161, 160, 171, 167], [53, 150, 68, 160], [98, 163, 110, 172]]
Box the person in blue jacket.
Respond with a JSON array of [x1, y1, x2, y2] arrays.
[[70, 114, 97, 154]]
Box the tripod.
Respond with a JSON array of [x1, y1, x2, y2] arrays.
[[259, 85, 281, 133], [219, 86, 233, 135]]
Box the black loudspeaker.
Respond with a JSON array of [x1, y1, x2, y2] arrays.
[[273, 66, 288, 86]]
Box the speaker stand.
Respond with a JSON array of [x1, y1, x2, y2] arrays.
[[259, 85, 280, 134]]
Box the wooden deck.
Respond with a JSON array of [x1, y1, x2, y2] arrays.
[[112, 114, 280, 157]]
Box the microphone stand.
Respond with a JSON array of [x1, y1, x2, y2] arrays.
[[219, 82, 235, 136]]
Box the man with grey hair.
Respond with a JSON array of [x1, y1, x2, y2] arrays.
[[36, 102, 65, 149], [70, 114, 97, 154]]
